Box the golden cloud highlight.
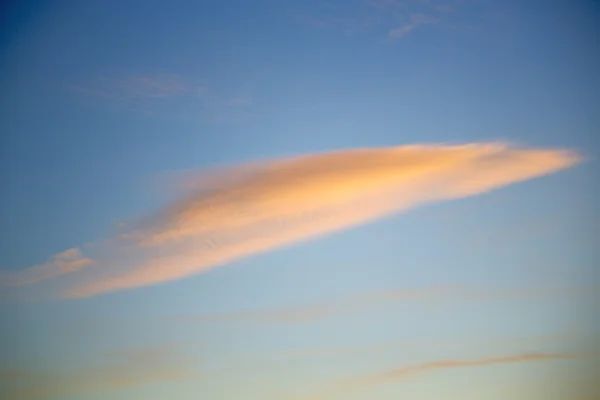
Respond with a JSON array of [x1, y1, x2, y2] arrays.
[[0, 142, 581, 298]]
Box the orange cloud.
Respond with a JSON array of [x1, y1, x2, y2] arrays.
[[0, 142, 581, 298], [294, 352, 580, 400]]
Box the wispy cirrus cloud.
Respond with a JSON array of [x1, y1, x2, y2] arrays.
[[69, 74, 193, 101], [180, 286, 446, 324], [102, 74, 191, 99], [292, 0, 448, 39], [290, 352, 580, 400], [242, 331, 587, 366], [0, 347, 195, 400], [69, 73, 252, 116], [0, 248, 93, 287], [0, 142, 581, 298], [389, 12, 438, 39], [179, 284, 599, 325]]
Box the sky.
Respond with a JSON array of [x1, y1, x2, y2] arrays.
[[0, 0, 599, 399]]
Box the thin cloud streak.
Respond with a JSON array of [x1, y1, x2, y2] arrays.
[[183, 286, 445, 324], [256, 332, 584, 364], [293, 352, 580, 400], [70, 74, 192, 100], [389, 13, 438, 39], [0, 142, 581, 298], [0, 248, 93, 287], [179, 284, 599, 325], [69, 74, 252, 118]]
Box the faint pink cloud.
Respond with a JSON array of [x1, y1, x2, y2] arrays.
[[293, 352, 580, 399]]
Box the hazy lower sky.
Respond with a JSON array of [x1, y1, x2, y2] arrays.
[[1, 1, 598, 399]]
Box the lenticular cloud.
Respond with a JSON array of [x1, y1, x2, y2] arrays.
[[0, 142, 581, 298]]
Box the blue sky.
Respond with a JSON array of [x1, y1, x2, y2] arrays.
[[0, 0, 598, 399]]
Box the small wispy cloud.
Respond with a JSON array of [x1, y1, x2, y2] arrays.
[[70, 74, 192, 101], [0, 347, 195, 400], [69, 74, 252, 117], [389, 12, 438, 39], [180, 287, 443, 324], [0, 248, 93, 287], [292, 352, 580, 399], [108, 74, 190, 99], [179, 284, 598, 325], [292, 0, 451, 39], [251, 331, 585, 364], [0, 143, 581, 298], [292, 11, 380, 37]]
